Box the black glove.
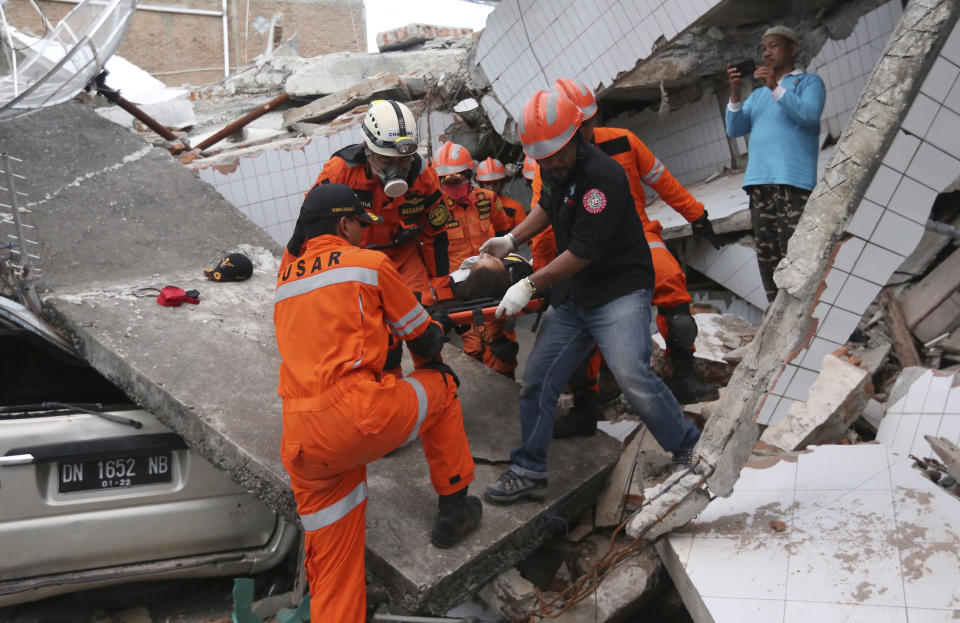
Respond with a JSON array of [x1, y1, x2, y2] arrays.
[[419, 360, 460, 388], [691, 212, 721, 250], [488, 335, 520, 362], [392, 226, 422, 248], [286, 218, 306, 256]]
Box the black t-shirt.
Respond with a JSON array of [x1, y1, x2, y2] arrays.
[[539, 139, 653, 308]]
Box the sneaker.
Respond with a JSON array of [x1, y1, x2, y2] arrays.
[[484, 469, 548, 504], [430, 495, 482, 549]]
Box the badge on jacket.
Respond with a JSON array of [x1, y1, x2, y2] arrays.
[[583, 188, 607, 214], [428, 203, 450, 227]]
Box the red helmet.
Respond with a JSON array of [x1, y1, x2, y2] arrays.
[[522, 156, 537, 181], [552, 78, 598, 120], [517, 90, 583, 160], [476, 157, 507, 182], [434, 141, 475, 176]]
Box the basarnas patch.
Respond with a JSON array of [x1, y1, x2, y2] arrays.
[[583, 188, 607, 214], [428, 203, 450, 227]]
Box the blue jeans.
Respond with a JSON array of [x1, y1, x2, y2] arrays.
[[510, 289, 701, 478]]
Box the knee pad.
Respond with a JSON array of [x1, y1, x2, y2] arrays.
[[665, 312, 697, 351]]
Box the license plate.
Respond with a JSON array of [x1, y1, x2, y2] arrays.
[[58, 453, 173, 493]]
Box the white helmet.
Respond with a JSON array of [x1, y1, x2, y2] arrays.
[[362, 100, 418, 157]]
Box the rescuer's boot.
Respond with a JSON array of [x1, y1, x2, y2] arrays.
[[431, 491, 482, 549], [553, 390, 603, 439], [669, 349, 719, 404]]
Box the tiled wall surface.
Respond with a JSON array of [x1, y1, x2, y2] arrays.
[[191, 110, 458, 245], [876, 369, 960, 456], [626, 95, 731, 186], [758, 21, 960, 427], [664, 444, 960, 622], [686, 239, 768, 312], [808, 1, 903, 137], [475, 0, 722, 125]]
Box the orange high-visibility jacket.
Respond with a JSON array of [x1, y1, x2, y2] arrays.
[[529, 126, 706, 270], [498, 194, 527, 229], [275, 235, 434, 398], [312, 145, 451, 280], [444, 187, 514, 269]]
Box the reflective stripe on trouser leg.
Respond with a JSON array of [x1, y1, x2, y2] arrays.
[[401, 376, 428, 444], [299, 481, 368, 532]]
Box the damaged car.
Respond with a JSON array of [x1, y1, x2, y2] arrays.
[[0, 296, 297, 606]]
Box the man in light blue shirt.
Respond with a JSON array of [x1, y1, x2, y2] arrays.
[[726, 25, 826, 301]]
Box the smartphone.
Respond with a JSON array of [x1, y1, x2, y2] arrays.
[[734, 59, 757, 77]]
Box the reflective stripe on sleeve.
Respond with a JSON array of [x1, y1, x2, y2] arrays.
[[401, 377, 428, 444], [299, 481, 368, 532], [388, 302, 428, 334], [642, 158, 665, 185], [391, 307, 430, 337], [275, 267, 378, 303], [648, 241, 668, 251]]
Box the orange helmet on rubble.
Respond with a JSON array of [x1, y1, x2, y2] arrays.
[[476, 157, 507, 182], [434, 141, 475, 176], [517, 90, 583, 160], [521, 156, 538, 181], [552, 78, 598, 120]]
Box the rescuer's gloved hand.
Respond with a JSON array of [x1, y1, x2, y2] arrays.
[[691, 212, 721, 250], [496, 278, 535, 318], [391, 226, 422, 248], [488, 335, 520, 362], [479, 233, 516, 259]]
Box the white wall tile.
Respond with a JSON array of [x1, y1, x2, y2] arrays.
[[882, 130, 921, 173], [817, 305, 862, 344], [901, 93, 941, 138], [851, 242, 904, 285], [920, 56, 960, 102], [870, 210, 926, 256], [833, 274, 883, 315], [863, 164, 902, 206], [905, 141, 960, 191], [845, 199, 884, 239], [923, 106, 960, 157], [941, 19, 960, 66], [886, 176, 938, 224]]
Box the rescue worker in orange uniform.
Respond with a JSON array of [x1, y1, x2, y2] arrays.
[[433, 141, 519, 377], [312, 100, 450, 307], [275, 183, 481, 623], [312, 100, 451, 375], [475, 156, 527, 229], [531, 80, 721, 429]]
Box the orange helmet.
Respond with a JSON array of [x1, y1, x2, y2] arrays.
[[476, 157, 507, 182], [522, 156, 537, 181], [552, 78, 597, 120], [434, 141, 475, 176], [517, 90, 583, 160]]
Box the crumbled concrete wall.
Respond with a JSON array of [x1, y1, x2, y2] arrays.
[[628, 0, 960, 541]]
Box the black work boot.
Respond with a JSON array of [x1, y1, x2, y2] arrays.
[[553, 391, 603, 439], [431, 490, 482, 549], [669, 349, 719, 404]]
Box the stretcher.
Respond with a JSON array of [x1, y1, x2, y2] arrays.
[[430, 296, 547, 331]]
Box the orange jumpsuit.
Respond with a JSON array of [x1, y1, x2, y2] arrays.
[[498, 194, 527, 229], [443, 186, 517, 375], [530, 127, 705, 337], [275, 236, 475, 623], [313, 145, 450, 306]]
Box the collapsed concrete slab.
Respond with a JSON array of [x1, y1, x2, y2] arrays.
[[659, 444, 960, 622], [376, 24, 474, 52], [0, 101, 621, 614], [759, 353, 872, 451], [281, 73, 411, 127], [628, 0, 960, 542]]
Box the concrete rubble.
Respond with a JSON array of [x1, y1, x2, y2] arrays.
[[5, 0, 960, 620], [759, 352, 873, 452]]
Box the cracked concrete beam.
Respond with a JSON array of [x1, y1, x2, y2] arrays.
[[627, 0, 960, 541]]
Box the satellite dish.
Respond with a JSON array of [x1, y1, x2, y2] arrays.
[[0, 0, 137, 122]]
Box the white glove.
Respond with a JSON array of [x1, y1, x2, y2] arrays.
[[479, 233, 516, 259], [496, 278, 535, 318]]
